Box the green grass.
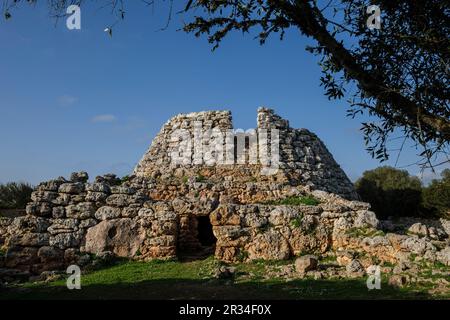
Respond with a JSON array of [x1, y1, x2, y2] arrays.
[[265, 196, 321, 206], [1, 257, 447, 300], [382, 261, 396, 268], [290, 217, 303, 228], [319, 255, 338, 264]]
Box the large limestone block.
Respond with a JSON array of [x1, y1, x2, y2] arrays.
[[84, 219, 145, 258], [246, 230, 291, 261]]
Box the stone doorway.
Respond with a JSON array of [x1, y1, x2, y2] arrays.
[[197, 216, 216, 247], [178, 214, 216, 260]]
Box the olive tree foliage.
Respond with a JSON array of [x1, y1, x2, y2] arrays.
[[2, 0, 449, 169], [423, 169, 450, 218], [0, 182, 33, 210], [355, 166, 423, 218]]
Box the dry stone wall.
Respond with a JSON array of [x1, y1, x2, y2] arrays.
[[134, 108, 357, 199], [1, 173, 179, 274], [1, 108, 449, 280]]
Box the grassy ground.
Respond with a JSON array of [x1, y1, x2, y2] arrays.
[[1, 257, 448, 300]]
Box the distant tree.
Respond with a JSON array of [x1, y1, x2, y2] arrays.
[[2, 0, 449, 170], [0, 182, 34, 210], [355, 166, 423, 219], [422, 169, 450, 218]]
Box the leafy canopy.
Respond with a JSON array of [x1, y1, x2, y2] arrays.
[[0, 182, 34, 210]]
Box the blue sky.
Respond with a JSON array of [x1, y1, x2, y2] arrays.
[[0, 2, 444, 185]]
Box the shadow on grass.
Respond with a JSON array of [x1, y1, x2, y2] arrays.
[[0, 278, 432, 300]]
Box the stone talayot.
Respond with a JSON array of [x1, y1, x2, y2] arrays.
[[134, 108, 358, 200], [0, 108, 449, 277]]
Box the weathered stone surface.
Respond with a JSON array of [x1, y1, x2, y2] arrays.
[[389, 275, 410, 288], [48, 219, 79, 235], [8, 216, 49, 234], [0, 218, 12, 246], [138, 208, 154, 218], [66, 202, 95, 219], [70, 171, 89, 183], [37, 178, 66, 192], [336, 250, 354, 266], [95, 206, 122, 220], [52, 207, 65, 219], [295, 255, 318, 273], [268, 207, 300, 226], [58, 183, 84, 194], [436, 247, 450, 266], [400, 237, 436, 255], [26, 202, 52, 217], [79, 219, 97, 229], [110, 186, 136, 195], [86, 183, 111, 193], [347, 201, 371, 211], [85, 192, 109, 203], [346, 259, 365, 274], [354, 211, 379, 229], [246, 230, 291, 261], [106, 194, 132, 207], [84, 219, 145, 257], [122, 206, 139, 218], [31, 191, 58, 203], [37, 246, 64, 269], [49, 232, 82, 250], [146, 235, 176, 247], [241, 212, 268, 228], [4, 247, 39, 270], [52, 194, 71, 206], [213, 266, 236, 280], [64, 248, 89, 266], [7, 233, 49, 247], [408, 223, 428, 237], [210, 206, 241, 226]]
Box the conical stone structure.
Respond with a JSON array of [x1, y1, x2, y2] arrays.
[[134, 108, 357, 200]]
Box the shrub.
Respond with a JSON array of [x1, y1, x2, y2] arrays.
[[355, 166, 423, 219], [422, 169, 450, 218], [0, 182, 33, 210]]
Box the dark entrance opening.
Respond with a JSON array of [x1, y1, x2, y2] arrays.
[[178, 215, 217, 261], [197, 216, 216, 247]]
